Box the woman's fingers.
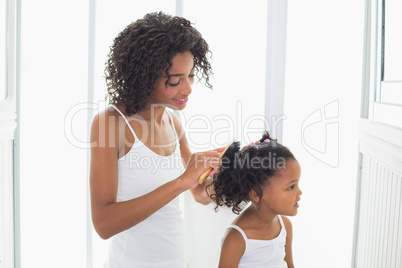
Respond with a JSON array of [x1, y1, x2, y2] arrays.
[[208, 166, 220, 177], [193, 151, 221, 171], [199, 149, 225, 177], [182, 147, 227, 188]]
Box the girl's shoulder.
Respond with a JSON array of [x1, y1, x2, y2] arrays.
[[222, 226, 246, 254], [219, 226, 247, 267], [280, 215, 292, 231]]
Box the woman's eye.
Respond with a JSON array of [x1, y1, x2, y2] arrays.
[[168, 78, 180, 87], [168, 74, 194, 87], [169, 81, 180, 87]]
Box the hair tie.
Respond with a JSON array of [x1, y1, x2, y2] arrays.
[[264, 139, 270, 143]]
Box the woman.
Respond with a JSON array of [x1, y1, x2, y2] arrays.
[[90, 12, 221, 267]]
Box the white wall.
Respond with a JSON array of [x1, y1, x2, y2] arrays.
[[19, 1, 89, 267], [283, 1, 364, 267]]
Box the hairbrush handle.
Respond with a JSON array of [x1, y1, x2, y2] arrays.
[[198, 169, 212, 184], [198, 140, 236, 184]]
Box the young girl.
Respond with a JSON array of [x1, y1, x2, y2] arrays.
[[208, 132, 302, 268], [90, 12, 222, 267]]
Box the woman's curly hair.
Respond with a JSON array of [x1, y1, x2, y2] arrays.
[[207, 131, 296, 214], [104, 12, 213, 116]]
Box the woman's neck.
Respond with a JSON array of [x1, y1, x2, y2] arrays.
[[136, 105, 166, 122]]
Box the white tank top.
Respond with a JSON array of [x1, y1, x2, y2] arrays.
[[227, 215, 288, 268], [104, 105, 187, 268]]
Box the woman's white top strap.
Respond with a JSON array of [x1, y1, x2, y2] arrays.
[[110, 104, 137, 139]]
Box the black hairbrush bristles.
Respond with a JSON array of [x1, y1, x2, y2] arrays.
[[220, 141, 241, 170], [198, 140, 239, 184]]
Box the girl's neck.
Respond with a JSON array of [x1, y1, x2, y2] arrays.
[[240, 203, 278, 226], [235, 205, 282, 241]]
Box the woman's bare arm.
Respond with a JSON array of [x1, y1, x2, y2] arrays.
[[90, 111, 220, 239]]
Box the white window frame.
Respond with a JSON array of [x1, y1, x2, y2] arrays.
[[367, 0, 402, 128], [0, 0, 19, 267], [265, 0, 287, 143]]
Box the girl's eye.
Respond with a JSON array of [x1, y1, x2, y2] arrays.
[[288, 185, 295, 191]]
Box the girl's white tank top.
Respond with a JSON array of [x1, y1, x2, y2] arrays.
[[104, 105, 186, 268], [227, 215, 288, 268]]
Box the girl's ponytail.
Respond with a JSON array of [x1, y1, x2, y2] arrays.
[[208, 131, 296, 214]]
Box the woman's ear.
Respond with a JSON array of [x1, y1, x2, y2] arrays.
[[249, 188, 261, 203]]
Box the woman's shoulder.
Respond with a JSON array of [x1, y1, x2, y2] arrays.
[[91, 105, 127, 141], [166, 109, 185, 138], [92, 104, 126, 124], [166, 109, 182, 126]]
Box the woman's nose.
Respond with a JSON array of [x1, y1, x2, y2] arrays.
[[180, 79, 192, 95]]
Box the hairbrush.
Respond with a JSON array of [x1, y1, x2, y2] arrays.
[[198, 140, 239, 184]]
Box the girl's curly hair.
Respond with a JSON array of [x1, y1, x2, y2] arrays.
[[105, 12, 213, 115], [207, 131, 296, 214]]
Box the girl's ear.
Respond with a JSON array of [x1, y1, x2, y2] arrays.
[[249, 188, 261, 203]]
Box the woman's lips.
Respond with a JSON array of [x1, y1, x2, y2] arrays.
[[173, 98, 188, 104]]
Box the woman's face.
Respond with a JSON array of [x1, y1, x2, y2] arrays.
[[152, 50, 195, 110]]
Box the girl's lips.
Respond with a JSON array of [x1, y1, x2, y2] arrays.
[[173, 98, 188, 104], [294, 198, 301, 207]]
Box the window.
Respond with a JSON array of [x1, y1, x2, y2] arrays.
[[1, 0, 18, 267], [1, 3, 6, 101], [370, 0, 402, 128]]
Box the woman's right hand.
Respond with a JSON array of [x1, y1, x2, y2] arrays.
[[179, 149, 223, 190]]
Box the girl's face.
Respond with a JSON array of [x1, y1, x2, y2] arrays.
[[152, 50, 195, 110], [259, 159, 302, 217]]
